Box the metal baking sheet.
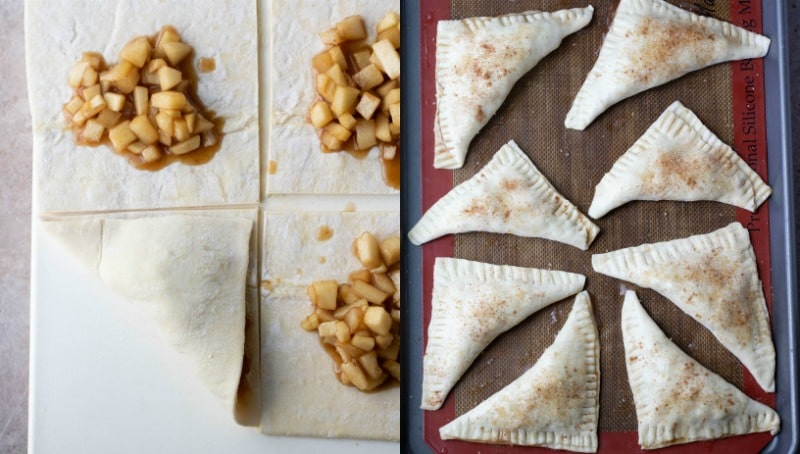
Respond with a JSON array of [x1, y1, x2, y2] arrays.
[[400, 0, 798, 452]]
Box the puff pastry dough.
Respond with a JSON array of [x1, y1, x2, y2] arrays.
[[268, 0, 399, 194], [260, 211, 400, 440], [43, 214, 255, 418], [589, 101, 771, 218], [27, 0, 259, 212], [435, 7, 594, 169], [410, 140, 600, 250], [593, 222, 776, 392], [439, 291, 599, 452], [565, 0, 770, 130], [621, 290, 780, 449], [421, 257, 585, 411]]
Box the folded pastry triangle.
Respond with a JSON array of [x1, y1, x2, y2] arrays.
[[621, 290, 780, 449], [593, 222, 776, 391], [439, 291, 599, 452], [43, 215, 253, 416], [565, 0, 770, 130], [410, 140, 600, 250], [589, 101, 771, 218], [421, 258, 586, 411], [434, 7, 594, 169]]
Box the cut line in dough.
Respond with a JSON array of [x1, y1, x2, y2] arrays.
[[593, 222, 776, 392], [422, 257, 586, 411], [621, 290, 780, 449], [434, 7, 594, 169], [410, 140, 600, 250], [565, 0, 770, 130], [439, 291, 599, 453], [589, 101, 771, 218]]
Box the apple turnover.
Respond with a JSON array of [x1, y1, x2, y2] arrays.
[[434, 7, 594, 169], [589, 101, 771, 218], [439, 291, 599, 452], [422, 257, 585, 411], [565, 0, 770, 130], [409, 140, 600, 250], [621, 290, 779, 449], [593, 222, 775, 392]]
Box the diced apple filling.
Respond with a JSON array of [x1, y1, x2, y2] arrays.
[[62, 26, 219, 168], [130, 115, 159, 145], [302, 231, 401, 392], [119, 37, 152, 68], [80, 119, 105, 143], [133, 86, 149, 115], [108, 121, 137, 150], [161, 41, 192, 66], [309, 12, 401, 177], [141, 145, 162, 163], [158, 66, 182, 91], [336, 15, 368, 41], [353, 64, 384, 91], [355, 119, 376, 150], [338, 113, 357, 131], [376, 12, 400, 33], [150, 91, 186, 109], [371, 40, 400, 80]]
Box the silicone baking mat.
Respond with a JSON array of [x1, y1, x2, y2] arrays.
[[416, 0, 775, 452]]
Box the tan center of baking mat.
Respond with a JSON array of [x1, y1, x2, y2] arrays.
[[449, 0, 741, 432]]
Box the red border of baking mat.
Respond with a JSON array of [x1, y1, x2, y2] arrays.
[[731, 1, 775, 409], [419, 0, 776, 452]]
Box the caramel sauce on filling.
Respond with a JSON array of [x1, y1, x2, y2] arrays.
[[198, 57, 216, 73], [66, 26, 223, 171], [305, 232, 402, 393], [382, 148, 400, 190], [316, 225, 334, 241], [321, 341, 399, 392]]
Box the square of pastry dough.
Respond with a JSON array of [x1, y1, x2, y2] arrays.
[[260, 211, 399, 440], [266, 0, 399, 195], [27, 0, 259, 212]]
